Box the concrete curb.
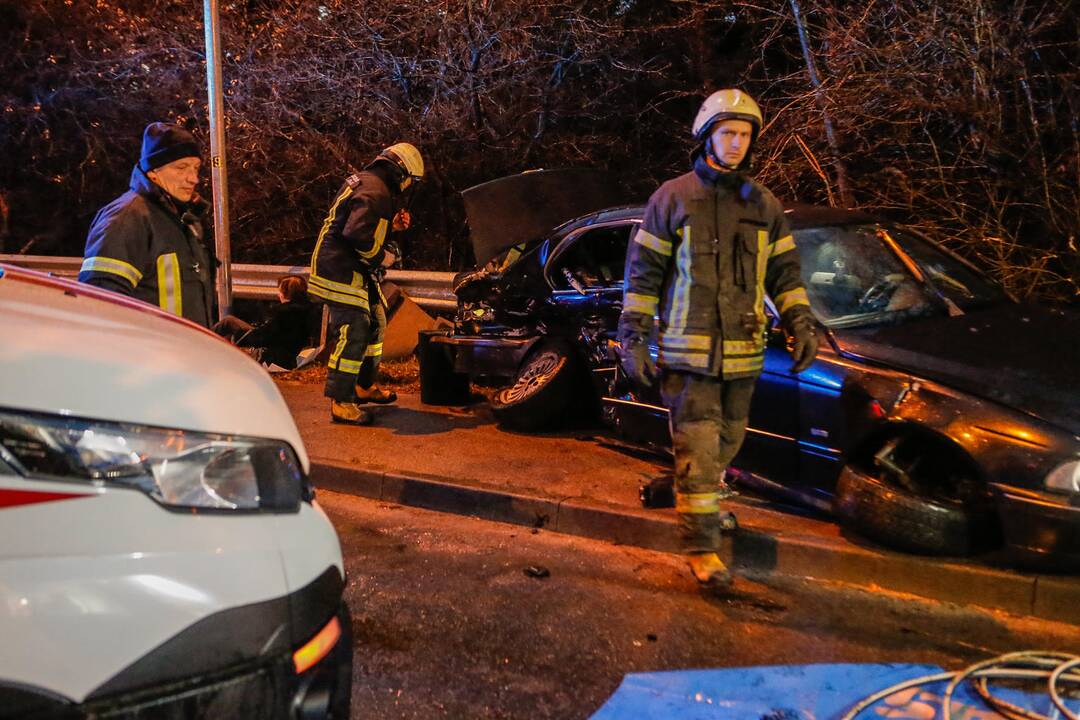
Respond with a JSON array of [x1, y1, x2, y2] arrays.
[[310, 459, 1080, 625]]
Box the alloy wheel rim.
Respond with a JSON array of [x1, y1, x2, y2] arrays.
[[501, 352, 561, 403]]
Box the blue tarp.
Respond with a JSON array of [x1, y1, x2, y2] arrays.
[[590, 663, 1061, 719]]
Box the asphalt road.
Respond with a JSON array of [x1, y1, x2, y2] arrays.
[[319, 490, 1080, 720]]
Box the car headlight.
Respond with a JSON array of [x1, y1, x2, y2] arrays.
[[0, 408, 308, 512], [1046, 459, 1080, 495]]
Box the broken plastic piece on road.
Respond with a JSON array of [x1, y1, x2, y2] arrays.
[[524, 565, 551, 579]]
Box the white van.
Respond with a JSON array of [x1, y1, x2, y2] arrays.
[[0, 264, 351, 719]]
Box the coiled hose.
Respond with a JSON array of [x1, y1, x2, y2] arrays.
[[840, 651, 1080, 720]]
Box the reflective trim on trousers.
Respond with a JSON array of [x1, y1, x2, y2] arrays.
[[675, 491, 720, 515]]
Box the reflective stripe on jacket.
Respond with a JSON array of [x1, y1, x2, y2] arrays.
[[309, 171, 394, 312], [620, 170, 811, 379], [79, 166, 214, 327]]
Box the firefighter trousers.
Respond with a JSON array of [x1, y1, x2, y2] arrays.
[[660, 370, 757, 554], [323, 302, 386, 402]]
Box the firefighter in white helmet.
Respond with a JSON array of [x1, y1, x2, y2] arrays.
[[309, 143, 424, 425], [619, 90, 818, 589]]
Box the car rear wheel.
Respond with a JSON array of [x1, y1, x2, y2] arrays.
[[833, 434, 999, 556], [490, 342, 581, 431]]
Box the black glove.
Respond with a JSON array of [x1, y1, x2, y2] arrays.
[[619, 334, 657, 388], [785, 314, 819, 373]]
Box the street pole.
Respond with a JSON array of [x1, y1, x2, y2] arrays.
[[204, 0, 233, 318]]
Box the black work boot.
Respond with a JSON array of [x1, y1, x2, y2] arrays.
[[355, 384, 397, 404], [330, 401, 373, 425]]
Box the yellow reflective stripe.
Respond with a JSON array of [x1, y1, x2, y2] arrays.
[[769, 234, 796, 258], [80, 256, 143, 287], [722, 355, 765, 374], [358, 218, 389, 260], [676, 492, 720, 514], [723, 339, 763, 355], [311, 186, 353, 275], [659, 349, 709, 368], [309, 273, 369, 298], [754, 229, 769, 330], [364, 342, 383, 358], [330, 357, 362, 374], [659, 333, 711, 351], [156, 253, 182, 316], [632, 227, 672, 256], [668, 225, 692, 332], [623, 292, 659, 316], [308, 284, 369, 308], [328, 323, 354, 373], [776, 287, 811, 314]]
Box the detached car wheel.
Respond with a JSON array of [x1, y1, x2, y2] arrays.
[[833, 435, 999, 556], [491, 343, 580, 431]]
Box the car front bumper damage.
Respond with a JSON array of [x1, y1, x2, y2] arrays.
[[993, 483, 1080, 569]]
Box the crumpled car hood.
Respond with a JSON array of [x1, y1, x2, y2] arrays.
[[462, 168, 626, 267], [833, 303, 1080, 435]]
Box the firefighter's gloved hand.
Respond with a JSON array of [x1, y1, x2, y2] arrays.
[[620, 335, 657, 389], [785, 314, 819, 374]]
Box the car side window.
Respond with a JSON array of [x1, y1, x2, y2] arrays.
[[550, 224, 633, 291]]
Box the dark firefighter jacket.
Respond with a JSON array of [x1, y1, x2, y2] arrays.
[[309, 171, 396, 313], [79, 166, 214, 327], [620, 164, 812, 379]]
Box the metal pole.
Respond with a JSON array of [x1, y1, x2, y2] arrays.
[[204, 0, 232, 318]]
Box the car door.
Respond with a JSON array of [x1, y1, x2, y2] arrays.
[[737, 308, 801, 487]]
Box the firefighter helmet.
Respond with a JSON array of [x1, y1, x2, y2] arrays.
[[691, 89, 763, 142], [378, 142, 424, 184]]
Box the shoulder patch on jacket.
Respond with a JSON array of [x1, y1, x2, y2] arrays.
[[345, 174, 361, 190]]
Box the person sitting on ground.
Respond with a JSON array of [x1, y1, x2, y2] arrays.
[[213, 275, 315, 369]]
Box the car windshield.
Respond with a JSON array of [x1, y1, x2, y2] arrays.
[[794, 224, 996, 329], [887, 228, 1008, 312]]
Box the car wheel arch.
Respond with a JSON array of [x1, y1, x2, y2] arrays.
[[835, 421, 1003, 556]]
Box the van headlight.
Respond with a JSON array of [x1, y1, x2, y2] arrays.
[[0, 408, 308, 512], [1046, 459, 1080, 495]]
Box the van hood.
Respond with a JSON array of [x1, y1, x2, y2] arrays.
[[0, 265, 310, 470], [834, 303, 1080, 435], [462, 169, 626, 267]]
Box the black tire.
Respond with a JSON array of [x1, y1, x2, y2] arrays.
[[418, 329, 471, 406], [833, 465, 996, 556], [490, 342, 580, 431]]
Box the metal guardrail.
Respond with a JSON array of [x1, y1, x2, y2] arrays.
[[0, 254, 457, 312]]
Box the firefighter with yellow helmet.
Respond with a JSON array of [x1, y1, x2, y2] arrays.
[[619, 90, 818, 588], [309, 142, 424, 425]]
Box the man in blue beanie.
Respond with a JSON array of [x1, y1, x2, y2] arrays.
[[80, 122, 215, 327]]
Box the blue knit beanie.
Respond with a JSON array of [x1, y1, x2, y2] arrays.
[[139, 122, 200, 172]]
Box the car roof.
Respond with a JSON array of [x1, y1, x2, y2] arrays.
[[552, 203, 881, 239]]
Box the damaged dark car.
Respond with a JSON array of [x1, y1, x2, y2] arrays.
[[418, 170, 1080, 570]]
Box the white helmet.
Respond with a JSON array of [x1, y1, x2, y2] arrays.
[[379, 142, 424, 184], [692, 89, 763, 141]]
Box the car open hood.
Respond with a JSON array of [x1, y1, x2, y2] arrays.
[[833, 303, 1080, 434], [462, 169, 626, 267]]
